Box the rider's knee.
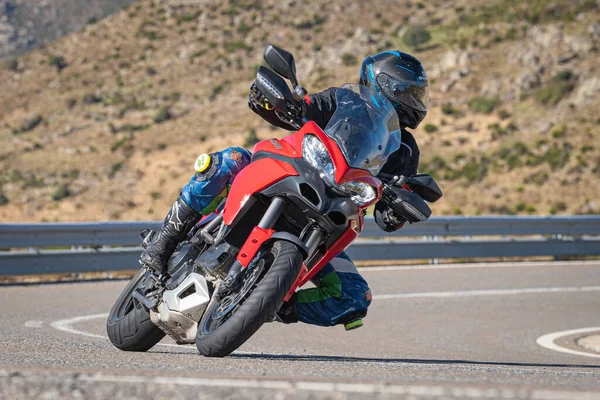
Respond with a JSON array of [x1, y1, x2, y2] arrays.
[[180, 147, 252, 214], [338, 273, 372, 311]]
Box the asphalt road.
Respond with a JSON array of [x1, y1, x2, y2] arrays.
[[1, 260, 600, 399]]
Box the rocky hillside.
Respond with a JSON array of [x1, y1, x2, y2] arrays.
[[0, 0, 137, 58], [0, 0, 599, 223]]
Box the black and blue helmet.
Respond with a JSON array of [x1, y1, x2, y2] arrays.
[[359, 51, 429, 130]]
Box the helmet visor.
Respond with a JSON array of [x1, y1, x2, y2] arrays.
[[376, 73, 429, 112]]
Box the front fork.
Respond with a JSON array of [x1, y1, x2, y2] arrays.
[[218, 197, 288, 294]]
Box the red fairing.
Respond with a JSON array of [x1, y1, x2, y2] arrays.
[[222, 158, 298, 226], [237, 227, 275, 267], [252, 138, 301, 158]]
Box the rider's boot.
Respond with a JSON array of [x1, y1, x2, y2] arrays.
[[140, 197, 201, 274], [274, 296, 298, 324]]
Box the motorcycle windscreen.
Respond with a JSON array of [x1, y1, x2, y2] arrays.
[[324, 84, 401, 176]]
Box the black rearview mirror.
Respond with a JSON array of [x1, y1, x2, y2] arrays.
[[406, 174, 443, 203], [255, 66, 295, 111], [264, 44, 298, 87]]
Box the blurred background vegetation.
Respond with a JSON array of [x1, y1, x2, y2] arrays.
[[0, 0, 598, 222]]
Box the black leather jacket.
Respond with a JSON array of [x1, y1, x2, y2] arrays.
[[249, 87, 420, 178]]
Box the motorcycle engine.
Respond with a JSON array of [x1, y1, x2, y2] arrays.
[[150, 273, 211, 344]]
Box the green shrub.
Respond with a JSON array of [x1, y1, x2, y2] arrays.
[[237, 22, 253, 35], [224, 41, 253, 52], [52, 185, 71, 201], [402, 26, 431, 48], [294, 15, 327, 30], [423, 123, 438, 133], [461, 159, 488, 182], [452, 207, 463, 215], [150, 191, 162, 200], [244, 129, 260, 148], [82, 93, 102, 104], [497, 109, 511, 119], [523, 171, 549, 185], [515, 202, 536, 214], [66, 98, 77, 109], [544, 144, 570, 170], [0, 192, 8, 206], [153, 107, 171, 124], [189, 50, 207, 64], [210, 84, 225, 100], [419, 156, 447, 178], [468, 97, 499, 114], [581, 145, 594, 153], [488, 123, 507, 140], [551, 125, 566, 138], [534, 73, 576, 105], [108, 162, 123, 178], [49, 55, 67, 71], [111, 137, 131, 152], [221, 5, 239, 16], [177, 11, 200, 24], [341, 53, 358, 66], [549, 202, 567, 215], [553, 70, 574, 82], [6, 58, 18, 72], [441, 103, 456, 115], [13, 115, 43, 134]]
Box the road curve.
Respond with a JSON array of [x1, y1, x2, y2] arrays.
[[2, 260, 600, 399]]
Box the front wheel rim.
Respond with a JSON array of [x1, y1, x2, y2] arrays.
[[199, 256, 269, 335]]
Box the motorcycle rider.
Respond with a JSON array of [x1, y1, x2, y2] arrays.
[[141, 50, 430, 329]]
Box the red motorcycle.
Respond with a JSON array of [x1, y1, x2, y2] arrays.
[[107, 45, 442, 357]]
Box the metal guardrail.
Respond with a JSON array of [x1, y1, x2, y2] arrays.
[[1, 216, 599, 276]]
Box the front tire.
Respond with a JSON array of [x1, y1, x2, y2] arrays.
[[106, 268, 165, 351], [196, 240, 302, 357]]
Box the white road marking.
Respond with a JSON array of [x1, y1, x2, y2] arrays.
[[361, 260, 600, 272], [50, 313, 107, 339], [24, 320, 44, 328], [536, 327, 600, 359], [73, 373, 600, 399], [373, 286, 600, 300], [49, 313, 269, 355]]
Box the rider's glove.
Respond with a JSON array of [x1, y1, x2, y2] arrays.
[[249, 82, 305, 126], [248, 82, 274, 111], [377, 185, 432, 229], [374, 201, 407, 232]]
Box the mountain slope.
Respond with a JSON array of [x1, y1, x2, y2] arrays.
[[0, 0, 138, 58], [0, 0, 599, 222]]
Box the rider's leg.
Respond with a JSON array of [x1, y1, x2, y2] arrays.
[[141, 147, 251, 273], [278, 252, 372, 328]]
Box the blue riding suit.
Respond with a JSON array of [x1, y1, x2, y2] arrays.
[[180, 146, 372, 327]]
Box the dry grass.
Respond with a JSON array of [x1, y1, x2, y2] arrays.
[[0, 0, 599, 222]]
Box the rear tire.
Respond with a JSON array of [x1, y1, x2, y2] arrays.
[[196, 240, 302, 357], [107, 269, 165, 351]]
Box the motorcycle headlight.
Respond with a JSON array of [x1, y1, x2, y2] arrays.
[[303, 135, 377, 206], [303, 135, 336, 186], [338, 181, 377, 206]]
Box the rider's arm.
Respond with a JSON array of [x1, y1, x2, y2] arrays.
[[375, 130, 421, 232], [379, 129, 420, 178], [303, 87, 337, 129], [248, 86, 339, 130]]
